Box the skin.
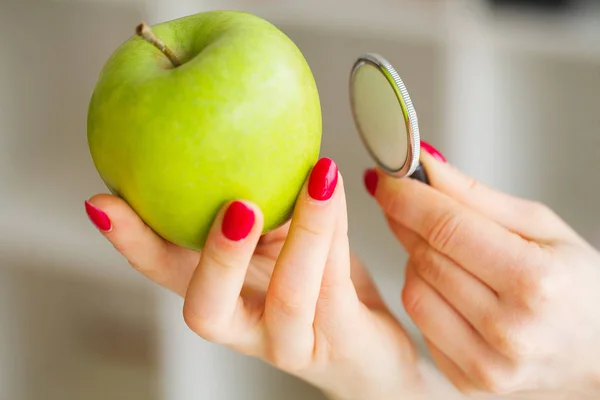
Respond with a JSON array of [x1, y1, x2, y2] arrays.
[[371, 152, 600, 399], [86, 160, 428, 400], [87, 11, 322, 251], [85, 150, 600, 399]]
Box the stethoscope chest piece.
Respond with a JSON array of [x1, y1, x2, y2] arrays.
[[349, 53, 428, 184]]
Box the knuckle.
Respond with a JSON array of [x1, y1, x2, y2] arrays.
[[205, 248, 238, 271], [468, 361, 511, 395], [412, 243, 443, 284], [525, 201, 556, 223], [382, 188, 404, 220], [317, 281, 337, 302], [113, 242, 157, 274], [508, 242, 550, 296], [456, 385, 478, 396], [452, 382, 480, 398], [481, 313, 528, 362], [182, 304, 228, 344], [401, 280, 426, 321], [292, 220, 323, 239], [267, 289, 305, 320], [520, 279, 551, 314], [427, 210, 462, 253], [512, 259, 554, 314], [126, 259, 145, 273], [265, 347, 311, 373], [513, 265, 536, 293], [465, 177, 482, 192]]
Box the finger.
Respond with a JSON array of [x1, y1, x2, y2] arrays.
[[259, 220, 291, 245], [389, 220, 500, 336], [420, 152, 577, 243], [320, 174, 352, 289], [375, 170, 532, 291], [425, 338, 480, 396], [254, 221, 290, 265], [349, 251, 386, 310], [314, 175, 362, 334], [264, 157, 339, 366], [402, 264, 513, 390], [183, 200, 263, 350], [383, 215, 422, 255], [85, 195, 198, 297]]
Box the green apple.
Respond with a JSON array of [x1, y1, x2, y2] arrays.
[[87, 10, 322, 251]]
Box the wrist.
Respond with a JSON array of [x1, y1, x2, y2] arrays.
[[320, 362, 425, 400], [415, 359, 466, 400], [590, 365, 600, 393], [321, 359, 468, 400]]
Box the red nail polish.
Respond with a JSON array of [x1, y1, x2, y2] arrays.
[[222, 201, 255, 241], [421, 141, 446, 163], [308, 158, 338, 201], [363, 168, 378, 197], [85, 201, 112, 232]]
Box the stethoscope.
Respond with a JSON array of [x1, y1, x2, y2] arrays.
[[349, 53, 429, 184]]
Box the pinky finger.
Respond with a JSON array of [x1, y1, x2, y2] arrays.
[[85, 194, 197, 297]]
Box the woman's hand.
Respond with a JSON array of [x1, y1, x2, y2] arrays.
[[366, 147, 600, 399], [85, 158, 422, 400]]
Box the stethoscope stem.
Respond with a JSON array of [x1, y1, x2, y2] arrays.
[[409, 162, 429, 185]]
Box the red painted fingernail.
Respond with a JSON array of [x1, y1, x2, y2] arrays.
[[308, 157, 338, 201], [222, 201, 255, 241], [363, 168, 378, 197], [85, 201, 112, 232], [421, 141, 447, 163]]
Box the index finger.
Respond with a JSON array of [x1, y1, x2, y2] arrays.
[[374, 171, 533, 292], [419, 152, 579, 244]]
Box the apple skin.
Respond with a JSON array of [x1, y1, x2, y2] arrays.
[[87, 10, 322, 251]]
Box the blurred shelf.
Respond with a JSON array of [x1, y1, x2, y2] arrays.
[[198, 0, 447, 43], [209, 0, 600, 62], [50, 0, 145, 4], [488, 7, 600, 62], [58, 0, 600, 62], [0, 200, 149, 290]]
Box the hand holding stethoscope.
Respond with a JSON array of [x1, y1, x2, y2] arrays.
[[351, 53, 600, 399]]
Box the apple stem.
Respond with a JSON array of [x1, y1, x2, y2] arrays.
[[135, 22, 182, 67]]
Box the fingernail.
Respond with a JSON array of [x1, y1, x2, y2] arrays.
[[308, 157, 338, 201], [222, 201, 255, 241], [363, 168, 378, 197], [421, 141, 447, 163], [85, 201, 112, 232]]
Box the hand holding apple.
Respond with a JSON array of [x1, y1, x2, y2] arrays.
[[83, 158, 455, 400], [87, 10, 322, 251]]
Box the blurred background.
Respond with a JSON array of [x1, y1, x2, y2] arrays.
[[1, 0, 599, 399]]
